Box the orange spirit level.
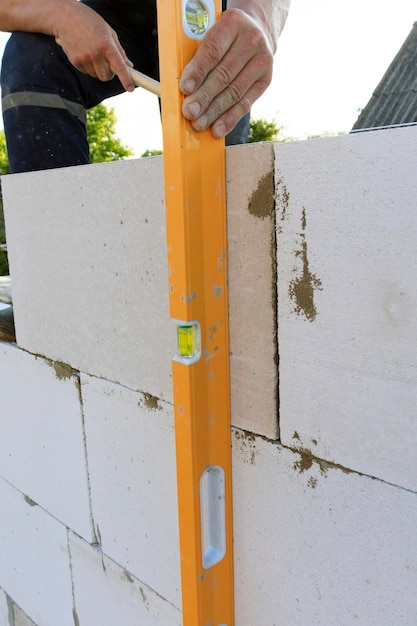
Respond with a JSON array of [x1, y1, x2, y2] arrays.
[[157, 1, 234, 624]]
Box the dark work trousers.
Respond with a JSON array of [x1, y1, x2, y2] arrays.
[[1, 0, 250, 173]]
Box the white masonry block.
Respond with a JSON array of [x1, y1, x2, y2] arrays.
[[3, 144, 279, 438], [0, 479, 74, 626], [227, 144, 278, 438], [80, 373, 181, 608], [232, 431, 417, 626], [69, 532, 182, 626], [0, 342, 93, 540], [0, 589, 10, 626], [3, 158, 175, 402], [275, 126, 417, 491], [12, 605, 37, 626]]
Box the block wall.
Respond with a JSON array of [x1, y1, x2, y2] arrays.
[[1, 132, 417, 625]]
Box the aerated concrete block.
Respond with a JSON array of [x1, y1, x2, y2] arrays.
[[13, 605, 37, 626], [0, 343, 93, 540], [226, 143, 278, 438], [2, 158, 175, 402], [3, 145, 279, 438], [232, 431, 417, 625], [275, 126, 417, 491], [0, 479, 74, 626], [0, 589, 10, 626], [69, 532, 181, 626], [80, 373, 181, 608]]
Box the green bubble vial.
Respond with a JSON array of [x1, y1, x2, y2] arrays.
[[178, 324, 199, 359], [185, 0, 209, 36]]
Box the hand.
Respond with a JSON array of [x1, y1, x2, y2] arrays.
[[54, 2, 135, 91], [179, 9, 274, 138]]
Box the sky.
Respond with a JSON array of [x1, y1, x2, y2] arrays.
[[0, 0, 415, 157]]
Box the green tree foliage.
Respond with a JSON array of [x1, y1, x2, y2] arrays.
[[247, 117, 285, 143], [0, 130, 10, 275], [87, 103, 133, 163], [0, 130, 10, 176], [141, 148, 163, 158], [0, 103, 132, 275]]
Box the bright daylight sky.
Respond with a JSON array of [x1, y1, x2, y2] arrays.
[[0, 0, 415, 157]]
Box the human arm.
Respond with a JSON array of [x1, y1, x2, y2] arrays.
[[0, 0, 135, 91], [180, 0, 291, 137]]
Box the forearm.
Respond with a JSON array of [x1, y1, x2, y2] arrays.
[[0, 0, 78, 35], [226, 0, 290, 52], [0, 0, 135, 91]]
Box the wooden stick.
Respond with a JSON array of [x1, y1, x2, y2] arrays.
[[129, 68, 161, 97]]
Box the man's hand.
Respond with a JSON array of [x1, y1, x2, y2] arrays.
[[0, 0, 135, 90], [179, 8, 275, 138], [53, 1, 135, 91]]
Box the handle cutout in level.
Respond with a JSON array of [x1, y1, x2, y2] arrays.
[[200, 465, 226, 569]]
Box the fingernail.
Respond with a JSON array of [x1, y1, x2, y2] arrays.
[[196, 115, 208, 130], [188, 102, 201, 118], [183, 79, 195, 94], [213, 122, 227, 138]]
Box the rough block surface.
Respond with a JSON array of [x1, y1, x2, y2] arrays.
[[275, 126, 417, 490], [227, 143, 278, 438], [232, 431, 417, 625], [0, 590, 10, 626], [0, 479, 73, 626], [13, 605, 37, 626], [80, 373, 181, 608], [0, 343, 93, 540], [3, 158, 175, 402], [69, 532, 181, 626]]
